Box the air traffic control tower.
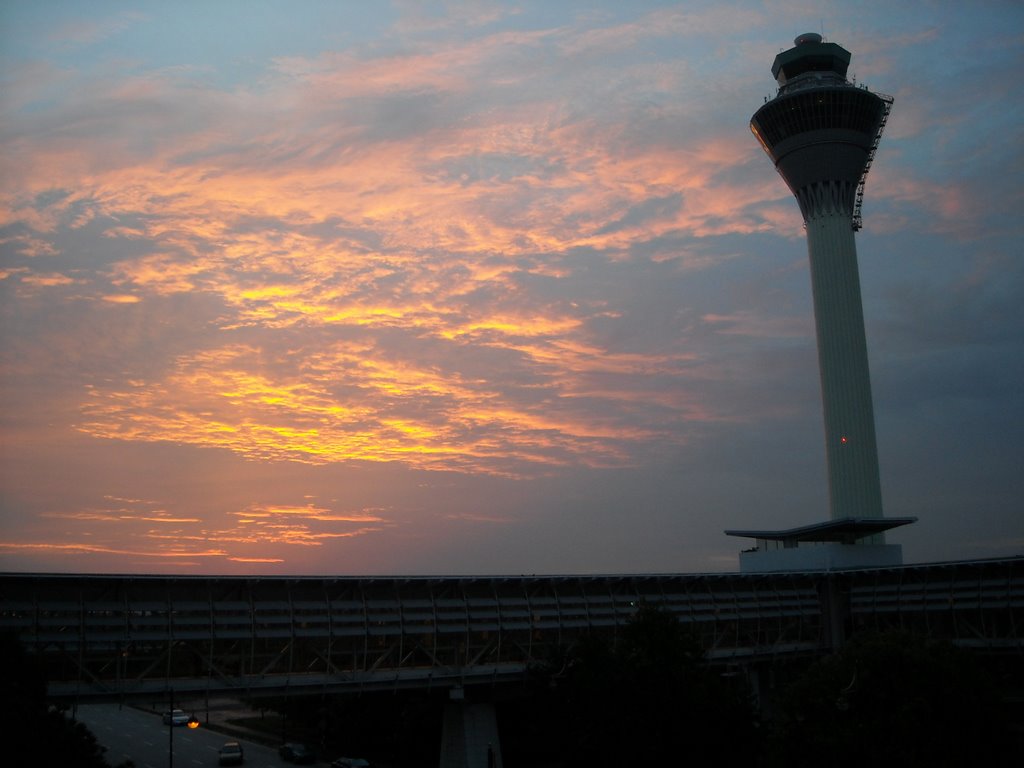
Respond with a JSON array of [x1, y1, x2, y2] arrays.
[[726, 34, 915, 571]]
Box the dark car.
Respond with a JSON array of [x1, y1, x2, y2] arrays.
[[279, 743, 315, 764], [218, 741, 244, 766]]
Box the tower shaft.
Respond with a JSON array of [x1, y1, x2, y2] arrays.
[[806, 213, 883, 520]]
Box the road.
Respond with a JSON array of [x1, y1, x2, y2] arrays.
[[72, 703, 327, 768]]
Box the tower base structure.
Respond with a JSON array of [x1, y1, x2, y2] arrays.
[[725, 516, 916, 573]]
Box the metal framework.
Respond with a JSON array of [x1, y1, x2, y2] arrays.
[[1, 558, 1020, 701], [852, 90, 893, 230], [847, 558, 1023, 649]]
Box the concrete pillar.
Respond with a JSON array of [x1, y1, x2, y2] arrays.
[[818, 573, 849, 652], [439, 700, 502, 768]]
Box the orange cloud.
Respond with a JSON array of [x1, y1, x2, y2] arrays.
[[0, 541, 227, 558], [3, 495, 387, 567], [230, 504, 383, 523], [2, 8, 804, 500], [75, 334, 698, 475], [20, 272, 78, 287]]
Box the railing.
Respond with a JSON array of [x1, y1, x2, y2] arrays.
[[853, 90, 894, 230]]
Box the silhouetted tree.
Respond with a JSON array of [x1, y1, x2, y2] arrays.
[[767, 630, 1012, 767], [0, 632, 130, 768], [251, 688, 445, 766], [503, 605, 759, 766]]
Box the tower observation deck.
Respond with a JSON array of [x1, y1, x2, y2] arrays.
[[750, 33, 893, 231], [732, 34, 907, 570]]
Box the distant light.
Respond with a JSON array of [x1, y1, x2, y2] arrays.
[[840, 436, 848, 444], [187, 716, 200, 729]]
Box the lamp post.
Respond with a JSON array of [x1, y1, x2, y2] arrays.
[[168, 689, 174, 768], [168, 689, 200, 768]]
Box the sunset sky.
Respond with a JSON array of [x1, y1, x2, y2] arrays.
[[1, 1, 1021, 575]]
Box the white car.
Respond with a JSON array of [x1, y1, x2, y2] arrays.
[[162, 709, 189, 726], [218, 741, 245, 765]]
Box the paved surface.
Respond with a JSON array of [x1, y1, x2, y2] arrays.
[[73, 702, 310, 768], [131, 697, 397, 768]]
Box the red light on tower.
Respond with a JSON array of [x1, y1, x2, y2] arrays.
[[840, 436, 848, 444]]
